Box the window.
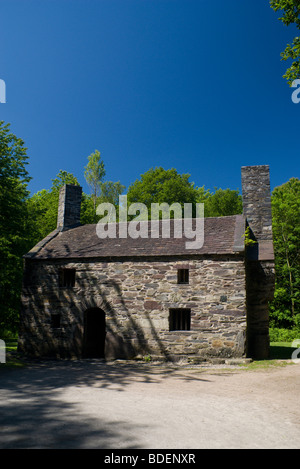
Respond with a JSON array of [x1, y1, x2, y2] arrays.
[[177, 268, 189, 284], [60, 268, 76, 287], [51, 313, 61, 329], [169, 308, 191, 331]]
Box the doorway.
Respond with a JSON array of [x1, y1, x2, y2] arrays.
[[83, 308, 106, 358]]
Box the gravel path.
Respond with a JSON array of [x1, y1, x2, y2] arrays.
[[0, 359, 299, 449]]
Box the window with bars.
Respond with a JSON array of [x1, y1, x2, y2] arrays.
[[51, 313, 61, 329], [177, 268, 189, 284], [59, 268, 76, 287], [169, 308, 191, 331]]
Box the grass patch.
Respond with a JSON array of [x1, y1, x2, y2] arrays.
[[239, 359, 290, 371], [236, 341, 299, 371]]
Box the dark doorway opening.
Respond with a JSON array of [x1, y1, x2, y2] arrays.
[[83, 308, 106, 358]]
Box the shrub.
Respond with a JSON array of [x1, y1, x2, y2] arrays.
[[269, 327, 300, 343]]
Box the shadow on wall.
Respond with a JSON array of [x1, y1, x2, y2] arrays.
[[18, 258, 171, 360], [103, 278, 172, 361]]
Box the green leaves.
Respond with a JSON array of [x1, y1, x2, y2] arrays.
[[270, 177, 300, 327], [83, 150, 126, 222], [84, 149, 106, 221], [270, 0, 300, 84], [51, 170, 80, 193], [84, 150, 105, 195], [126, 166, 243, 219], [0, 121, 31, 333], [198, 187, 243, 217], [27, 170, 81, 243], [126, 167, 199, 218], [0, 121, 30, 184], [270, 0, 300, 26]]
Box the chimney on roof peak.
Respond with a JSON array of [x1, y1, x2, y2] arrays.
[[57, 184, 82, 231], [241, 165, 273, 242]]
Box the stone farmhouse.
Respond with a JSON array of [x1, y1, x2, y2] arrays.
[[18, 165, 275, 362]]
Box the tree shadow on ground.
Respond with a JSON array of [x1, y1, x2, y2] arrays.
[[269, 344, 298, 360], [0, 362, 145, 449], [0, 359, 210, 449]]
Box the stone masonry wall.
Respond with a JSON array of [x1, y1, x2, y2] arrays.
[[19, 256, 247, 362], [245, 258, 275, 360]]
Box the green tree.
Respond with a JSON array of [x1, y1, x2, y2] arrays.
[[270, 177, 300, 328], [270, 0, 300, 85], [29, 168, 125, 230], [99, 180, 126, 206], [126, 167, 199, 218], [126, 167, 243, 220], [51, 170, 80, 192], [0, 121, 31, 333], [28, 170, 80, 243], [84, 149, 106, 220], [97, 180, 126, 222], [198, 187, 243, 217]]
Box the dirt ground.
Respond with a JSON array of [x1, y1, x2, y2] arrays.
[[0, 359, 299, 449]]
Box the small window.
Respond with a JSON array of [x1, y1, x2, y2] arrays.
[[51, 313, 61, 329], [60, 268, 76, 287], [177, 269, 189, 284], [169, 308, 191, 331]]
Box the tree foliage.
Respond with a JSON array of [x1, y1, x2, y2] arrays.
[[84, 149, 106, 219], [0, 121, 31, 332], [27, 170, 80, 243], [270, 177, 300, 328], [83, 149, 125, 222], [127, 166, 243, 219], [270, 0, 300, 85], [197, 187, 243, 217], [99, 180, 126, 206], [126, 167, 199, 217]]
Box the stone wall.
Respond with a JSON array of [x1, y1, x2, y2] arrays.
[[245, 256, 275, 360], [19, 255, 247, 362]]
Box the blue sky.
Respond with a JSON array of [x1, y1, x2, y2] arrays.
[[0, 0, 299, 196]]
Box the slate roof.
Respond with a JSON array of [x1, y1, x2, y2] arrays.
[[25, 215, 247, 260]]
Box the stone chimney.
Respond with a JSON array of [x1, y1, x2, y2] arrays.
[[241, 165, 273, 242], [57, 185, 82, 231], [241, 165, 275, 360]]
